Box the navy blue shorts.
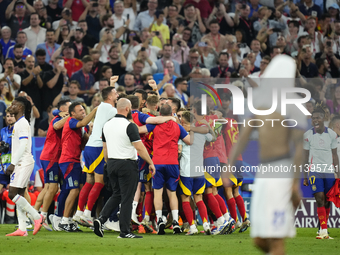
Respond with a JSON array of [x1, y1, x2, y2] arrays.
[[138, 155, 152, 183], [59, 162, 82, 190], [0, 174, 10, 186], [83, 146, 105, 175], [179, 176, 206, 196], [152, 164, 179, 191], [308, 172, 335, 195], [41, 160, 60, 184]]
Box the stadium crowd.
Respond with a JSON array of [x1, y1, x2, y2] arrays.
[[0, 0, 339, 243]]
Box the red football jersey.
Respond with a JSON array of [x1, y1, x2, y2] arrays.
[[63, 57, 83, 78], [222, 118, 243, 161], [40, 116, 63, 163], [59, 117, 83, 163]]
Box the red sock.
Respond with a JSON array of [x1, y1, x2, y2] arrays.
[[214, 194, 228, 215], [86, 182, 104, 211], [227, 198, 237, 221], [317, 207, 327, 229], [235, 195, 247, 221], [325, 207, 331, 225], [77, 182, 93, 211], [204, 193, 222, 219], [196, 200, 208, 223], [144, 191, 153, 218], [182, 201, 194, 225], [137, 201, 143, 222]]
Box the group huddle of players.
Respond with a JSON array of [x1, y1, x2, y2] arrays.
[[28, 77, 251, 236]]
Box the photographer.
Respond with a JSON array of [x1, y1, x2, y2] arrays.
[[52, 8, 78, 31], [0, 111, 15, 193]]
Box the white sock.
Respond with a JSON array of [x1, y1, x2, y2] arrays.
[[144, 215, 150, 222], [217, 216, 225, 225], [132, 201, 138, 213], [68, 217, 72, 223], [84, 209, 91, 218], [171, 210, 179, 222], [41, 211, 48, 219], [75, 210, 83, 217], [13, 195, 40, 220], [156, 210, 162, 222], [61, 217, 69, 224], [223, 212, 230, 220], [17, 207, 27, 232]]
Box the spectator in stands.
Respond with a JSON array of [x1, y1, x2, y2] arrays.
[[122, 72, 137, 94], [270, 46, 282, 59], [52, 80, 84, 106], [133, 0, 162, 32], [72, 27, 89, 59], [299, 0, 322, 20], [127, 48, 157, 74], [174, 77, 188, 108], [182, 4, 206, 44], [104, 44, 127, 76], [36, 28, 61, 64], [160, 83, 175, 98], [37, 6, 52, 29], [19, 55, 43, 111], [207, 3, 234, 35], [149, 10, 170, 49], [286, 20, 300, 55], [5, 0, 35, 39], [197, 39, 218, 70], [92, 77, 110, 92], [249, 55, 271, 78], [234, 3, 255, 46], [0, 27, 15, 58], [35, 48, 53, 72], [112, 1, 133, 40], [95, 29, 116, 63], [52, 8, 78, 30], [155, 44, 180, 75], [23, 12, 47, 54], [77, 20, 98, 48], [210, 52, 234, 78], [55, 23, 71, 44], [71, 55, 95, 104], [63, 0, 89, 21], [119, 59, 144, 87], [6, 31, 32, 60], [298, 45, 318, 78], [316, 58, 332, 80], [123, 0, 137, 29], [154, 60, 177, 90], [202, 19, 226, 53], [171, 33, 190, 65], [51, 41, 83, 77], [46, 0, 62, 22], [90, 49, 103, 81], [315, 37, 340, 78], [166, 4, 184, 40], [142, 73, 154, 91], [42, 56, 68, 111], [78, 1, 102, 42], [0, 58, 21, 96], [12, 44, 26, 74], [180, 48, 205, 77], [0, 78, 14, 107]]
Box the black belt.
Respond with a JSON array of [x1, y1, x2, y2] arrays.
[[109, 158, 137, 162]]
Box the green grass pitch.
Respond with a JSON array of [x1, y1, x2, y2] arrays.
[[0, 225, 339, 255]]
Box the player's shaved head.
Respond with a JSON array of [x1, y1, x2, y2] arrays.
[[117, 98, 131, 111]]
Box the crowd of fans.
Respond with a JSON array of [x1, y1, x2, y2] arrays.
[[0, 0, 338, 134]]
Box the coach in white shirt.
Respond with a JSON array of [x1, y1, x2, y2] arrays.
[[93, 98, 155, 239], [23, 13, 46, 55]]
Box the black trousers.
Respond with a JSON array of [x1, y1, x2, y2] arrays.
[[100, 159, 138, 235]]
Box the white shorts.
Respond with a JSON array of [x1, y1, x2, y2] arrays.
[[250, 159, 296, 239], [10, 163, 34, 188]]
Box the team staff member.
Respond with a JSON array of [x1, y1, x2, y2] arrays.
[[94, 98, 155, 239]]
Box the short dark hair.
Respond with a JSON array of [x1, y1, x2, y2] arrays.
[[46, 28, 55, 33], [270, 46, 281, 54], [316, 58, 326, 69], [69, 102, 82, 115], [160, 104, 172, 116], [209, 19, 219, 26], [99, 78, 109, 84], [35, 48, 46, 57], [127, 95, 140, 110], [58, 99, 71, 110], [78, 19, 87, 24], [4, 58, 14, 65], [70, 80, 81, 89], [174, 77, 187, 88], [184, 3, 194, 10], [288, 20, 299, 28], [102, 87, 114, 101], [134, 89, 147, 101], [148, 91, 158, 96], [163, 44, 172, 50], [168, 97, 181, 112], [14, 43, 23, 50], [297, 35, 307, 44], [30, 12, 40, 19], [102, 14, 111, 23], [219, 52, 229, 59], [142, 73, 152, 82]]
